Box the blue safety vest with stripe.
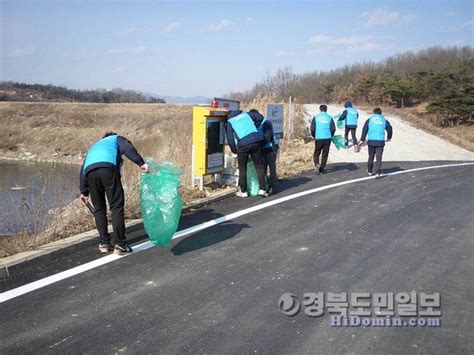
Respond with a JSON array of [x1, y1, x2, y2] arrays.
[[257, 117, 273, 150], [345, 107, 358, 126], [367, 114, 387, 141], [83, 135, 119, 173], [229, 112, 258, 142], [314, 112, 333, 140]]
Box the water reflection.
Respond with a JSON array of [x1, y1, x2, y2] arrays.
[[0, 160, 79, 235]]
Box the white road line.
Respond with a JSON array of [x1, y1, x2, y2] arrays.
[[1, 162, 473, 303]]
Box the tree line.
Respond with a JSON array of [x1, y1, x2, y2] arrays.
[[230, 46, 473, 126], [0, 82, 165, 104]]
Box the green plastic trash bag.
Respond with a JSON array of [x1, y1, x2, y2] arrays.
[[246, 158, 260, 197], [140, 158, 183, 247], [334, 113, 345, 129], [331, 135, 347, 150]]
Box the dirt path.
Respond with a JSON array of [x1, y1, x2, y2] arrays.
[[305, 104, 474, 163]]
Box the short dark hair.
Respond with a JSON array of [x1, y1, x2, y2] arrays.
[[249, 109, 259, 113], [103, 131, 118, 138], [319, 105, 327, 112], [373, 108, 382, 114]]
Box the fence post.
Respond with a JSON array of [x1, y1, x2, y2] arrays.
[[288, 96, 294, 141]]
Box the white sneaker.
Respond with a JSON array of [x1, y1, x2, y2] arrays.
[[258, 189, 269, 197], [236, 190, 248, 197]]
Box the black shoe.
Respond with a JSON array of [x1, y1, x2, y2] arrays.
[[319, 168, 324, 175], [114, 244, 133, 255]]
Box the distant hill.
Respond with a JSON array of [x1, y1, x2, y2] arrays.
[[0, 82, 165, 104], [150, 94, 211, 104]]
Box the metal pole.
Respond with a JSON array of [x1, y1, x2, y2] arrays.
[[191, 144, 195, 187], [288, 97, 292, 141]]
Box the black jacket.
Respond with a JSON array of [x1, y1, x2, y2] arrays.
[[310, 116, 336, 142], [226, 110, 262, 154], [79, 136, 145, 196], [338, 109, 359, 129], [360, 119, 393, 147]]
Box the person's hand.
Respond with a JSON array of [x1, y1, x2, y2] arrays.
[[386, 139, 391, 143], [358, 140, 365, 146], [79, 194, 89, 205], [140, 163, 149, 173]]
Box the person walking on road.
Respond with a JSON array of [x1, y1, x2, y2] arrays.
[[310, 104, 336, 175], [226, 110, 269, 197], [338, 101, 360, 151], [359, 108, 393, 179], [79, 132, 149, 255], [249, 109, 279, 194]]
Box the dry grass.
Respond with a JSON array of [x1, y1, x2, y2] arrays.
[[0, 101, 194, 170]]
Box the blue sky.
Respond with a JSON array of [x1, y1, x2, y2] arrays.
[[1, 0, 473, 97]]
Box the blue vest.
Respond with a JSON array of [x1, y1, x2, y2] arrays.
[[83, 135, 119, 172], [257, 117, 273, 150], [345, 107, 358, 126], [229, 112, 258, 141], [315, 112, 333, 140], [368, 114, 387, 141]]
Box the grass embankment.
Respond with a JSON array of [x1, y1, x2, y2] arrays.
[[383, 104, 474, 152]]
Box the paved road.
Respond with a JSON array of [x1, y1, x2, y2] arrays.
[[1, 161, 473, 354]]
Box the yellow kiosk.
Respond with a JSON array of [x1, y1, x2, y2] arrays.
[[192, 106, 228, 190]]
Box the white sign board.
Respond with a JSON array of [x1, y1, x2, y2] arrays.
[[214, 97, 240, 111], [267, 104, 284, 139], [207, 153, 224, 171]]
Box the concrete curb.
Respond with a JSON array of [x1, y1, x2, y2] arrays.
[[0, 187, 238, 274]]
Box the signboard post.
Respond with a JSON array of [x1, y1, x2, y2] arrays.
[[267, 104, 284, 139]]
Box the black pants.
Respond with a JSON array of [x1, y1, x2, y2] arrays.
[[263, 150, 278, 191], [368, 146, 384, 174], [344, 127, 358, 146], [237, 142, 266, 192], [87, 168, 126, 246], [313, 140, 331, 170]]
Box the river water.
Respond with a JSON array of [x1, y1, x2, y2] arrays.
[[0, 160, 79, 236]]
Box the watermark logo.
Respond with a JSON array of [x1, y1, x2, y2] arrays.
[[278, 293, 301, 316], [277, 292, 441, 327]]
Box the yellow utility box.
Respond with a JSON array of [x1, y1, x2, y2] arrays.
[[192, 106, 228, 189]]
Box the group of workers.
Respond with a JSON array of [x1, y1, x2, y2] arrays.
[[78, 101, 393, 255], [311, 101, 393, 178], [225, 108, 279, 198]]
